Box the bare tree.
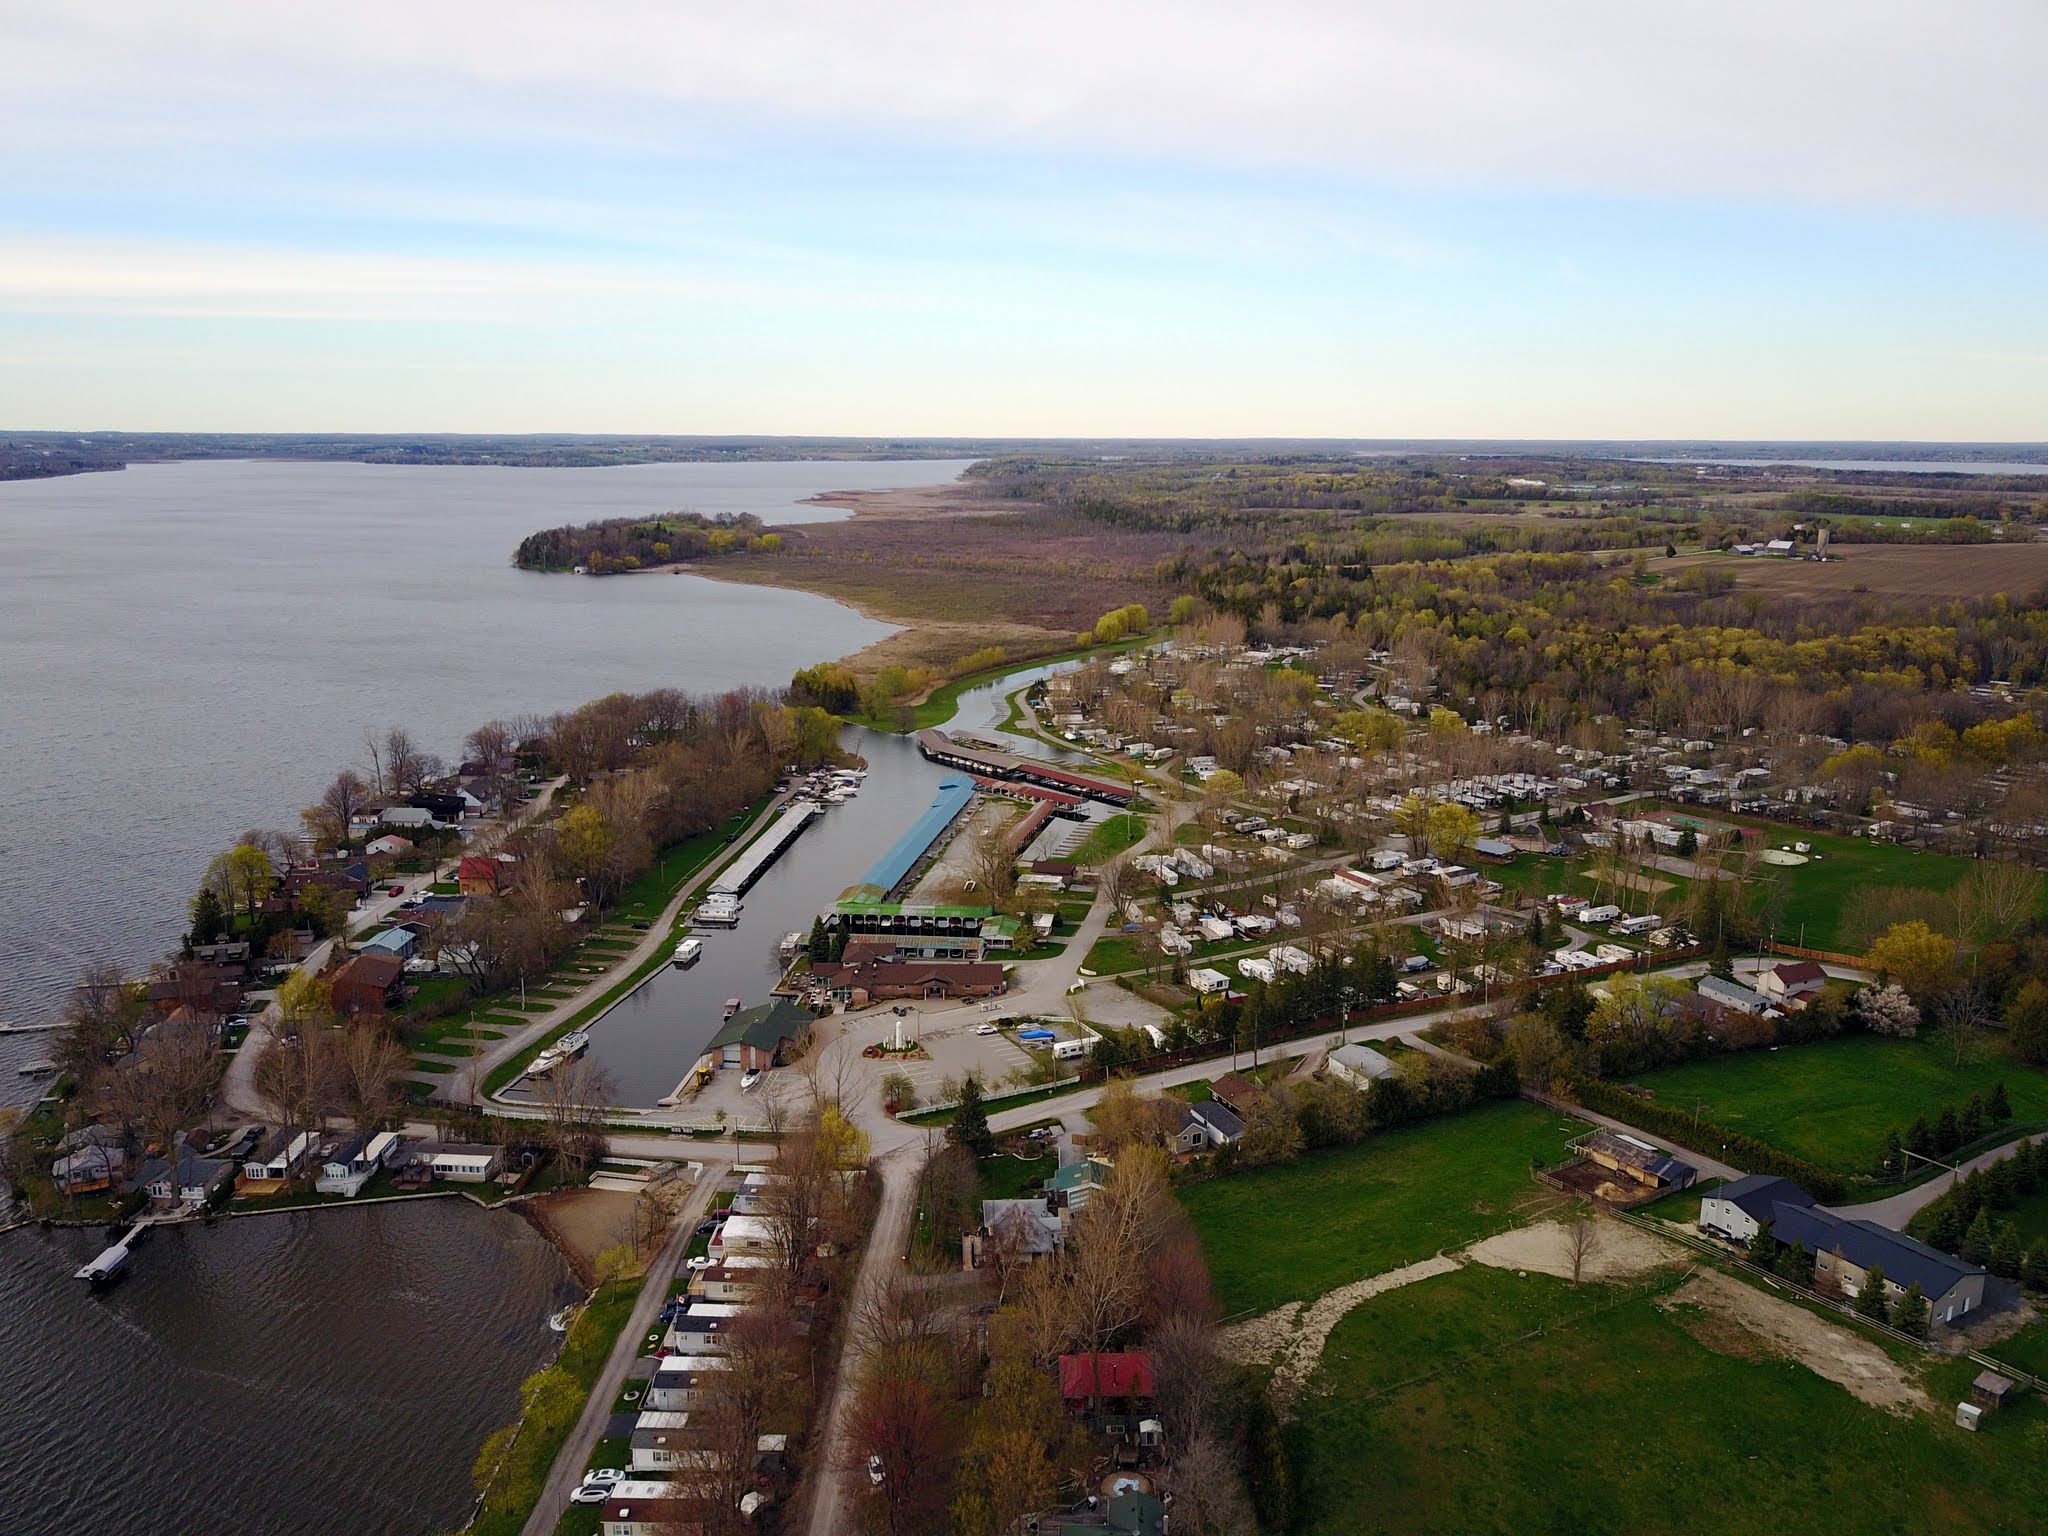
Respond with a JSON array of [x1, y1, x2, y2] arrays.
[[533, 1055, 614, 1180], [100, 1015, 221, 1192], [256, 1024, 341, 1178], [336, 1023, 408, 1131], [1933, 982, 1989, 1069], [1564, 1214, 1603, 1286], [696, 1306, 804, 1534], [55, 964, 138, 1088]]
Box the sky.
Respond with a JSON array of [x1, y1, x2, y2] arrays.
[[3, 1, 2046, 439]]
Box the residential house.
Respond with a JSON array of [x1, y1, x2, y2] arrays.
[[666, 1305, 744, 1355], [708, 1214, 774, 1261], [1168, 1103, 1210, 1156], [330, 952, 404, 1015], [1696, 974, 1769, 1015], [146, 962, 244, 1019], [315, 1132, 395, 1197], [1698, 1174, 1815, 1244], [1327, 1043, 1396, 1089], [51, 1127, 130, 1196], [428, 1143, 506, 1182], [458, 853, 517, 894], [629, 1425, 711, 1476], [139, 1136, 234, 1210], [243, 1127, 315, 1183], [1757, 960, 1829, 1008], [964, 1199, 1063, 1270], [1208, 1073, 1265, 1116], [1770, 1203, 1988, 1326], [1045, 1157, 1116, 1212], [599, 1483, 701, 1536], [1189, 1100, 1244, 1147], [644, 1355, 729, 1412], [694, 1260, 768, 1303], [377, 806, 437, 830], [189, 940, 253, 974], [364, 834, 415, 859]]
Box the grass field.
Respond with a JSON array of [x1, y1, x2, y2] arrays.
[[1629, 1034, 2048, 1176], [1292, 1261, 2048, 1536], [1181, 1099, 1585, 1316], [1706, 540, 2048, 605], [1736, 820, 1978, 951]]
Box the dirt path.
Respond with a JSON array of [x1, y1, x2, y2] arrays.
[[1658, 1268, 1932, 1416], [1220, 1254, 1464, 1414]]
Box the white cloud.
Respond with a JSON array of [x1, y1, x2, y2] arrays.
[[5, 1, 2044, 217]]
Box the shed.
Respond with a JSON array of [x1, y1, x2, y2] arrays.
[[1970, 1371, 2016, 1410]]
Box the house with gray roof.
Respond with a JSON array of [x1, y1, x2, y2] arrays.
[[1696, 974, 1769, 1014], [1189, 1099, 1244, 1147], [1698, 1174, 1814, 1243]]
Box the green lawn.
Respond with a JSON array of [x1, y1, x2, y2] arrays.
[[1069, 813, 1150, 867], [977, 1150, 1054, 1202], [1628, 1033, 2048, 1176], [1292, 1262, 2048, 1536], [1634, 1176, 1723, 1227], [1744, 821, 1979, 951], [1181, 1099, 1585, 1316]]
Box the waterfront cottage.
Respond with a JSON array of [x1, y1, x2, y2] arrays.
[[243, 1127, 315, 1183], [644, 1355, 729, 1412], [428, 1143, 506, 1182]]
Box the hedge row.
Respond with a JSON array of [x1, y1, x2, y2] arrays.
[[1567, 1076, 1846, 1203]]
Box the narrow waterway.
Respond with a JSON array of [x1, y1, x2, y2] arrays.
[[0, 1200, 577, 1536], [566, 726, 948, 1105]]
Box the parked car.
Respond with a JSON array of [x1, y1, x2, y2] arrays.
[[974, 1023, 999, 1036], [631, 919, 652, 930], [696, 1219, 720, 1236], [867, 1454, 885, 1487], [686, 1254, 714, 1270], [585, 1469, 624, 1486], [570, 1486, 609, 1506], [386, 885, 405, 897]]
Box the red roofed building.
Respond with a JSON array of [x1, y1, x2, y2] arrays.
[[1059, 1351, 1155, 1403], [458, 854, 517, 895]]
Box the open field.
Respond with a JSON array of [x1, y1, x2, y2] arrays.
[[1291, 1261, 2048, 1536], [1724, 818, 1981, 951], [1628, 1034, 2048, 1176], [1693, 540, 2048, 604], [1181, 1099, 1586, 1316]]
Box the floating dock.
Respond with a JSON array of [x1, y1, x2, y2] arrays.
[[75, 1213, 164, 1284], [707, 799, 820, 899]]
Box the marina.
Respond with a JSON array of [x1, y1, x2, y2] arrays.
[[672, 937, 703, 967], [706, 797, 822, 899]]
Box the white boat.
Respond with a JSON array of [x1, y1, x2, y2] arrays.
[[673, 938, 703, 967], [16, 1058, 56, 1076], [528, 1030, 592, 1078], [694, 894, 742, 927]]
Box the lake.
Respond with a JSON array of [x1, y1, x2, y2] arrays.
[[0, 1198, 577, 1536], [0, 457, 973, 1030]]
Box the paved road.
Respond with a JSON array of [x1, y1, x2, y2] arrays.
[[519, 1171, 716, 1536], [1834, 1131, 2048, 1226], [801, 1141, 921, 1536]]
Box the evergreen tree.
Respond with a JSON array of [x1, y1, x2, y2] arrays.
[[1987, 1153, 2018, 1209], [829, 925, 847, 961], [1934, 1103, 1961, 1156], [807, 915, 829, 962], [2008, 981, 2048, 1066], [1677, 827, 1699, 857], [947, 1075, 995, 1160], [1926, 1200, 1965, 1254], [1879, 1128, 1904, 1179], [1905, 1113, 1933, 1159], [1962, 1207, 1995, 1267], [2015, 1138, 2042, 1194], [1891, 1282, 1930, 1338], [1544, 978, 1593, 1042], [1989, 1080, 2012, 1123], [1749, 1216, 1778, 1267], [1961, 1094, 1986, 1143], [2022, 1237, 2048, 1294], [1991, 1219, 2025, 1280], [1775, 1240, 1811, 1286], [188, 884, 229, 948], [1854, 1263, 1891, 1322]]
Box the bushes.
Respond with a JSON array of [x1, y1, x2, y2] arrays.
[[1567, 1076, 1846, 1202]]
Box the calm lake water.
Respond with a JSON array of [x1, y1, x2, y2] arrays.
[[0, 1199, 577, 1536], [0, 455, 973, 1535], [0, 457, 972, 1029]]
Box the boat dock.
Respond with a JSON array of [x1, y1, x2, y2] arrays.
[[75, 1213, 168, 1284], [707, 799, 820, 899]]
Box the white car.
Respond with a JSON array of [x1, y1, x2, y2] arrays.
[[686, 1255, 714, 1271], [570, 1486, 609, 1506], [867, 1454, 885, 1487], [585, 1468, 625, 1486], [974, 1023, 1000, 1036]]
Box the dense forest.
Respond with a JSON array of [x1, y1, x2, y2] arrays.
[[513, 512, 777, 573]]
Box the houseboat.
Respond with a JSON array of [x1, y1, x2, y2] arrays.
[[528, 1029, 591, 1078], [673, 937, 703, 968]]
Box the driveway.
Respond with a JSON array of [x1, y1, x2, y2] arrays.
[[1833, 1131, 2048, 1227]]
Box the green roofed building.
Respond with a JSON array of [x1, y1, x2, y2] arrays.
[[697, 996, 815, 1077]]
